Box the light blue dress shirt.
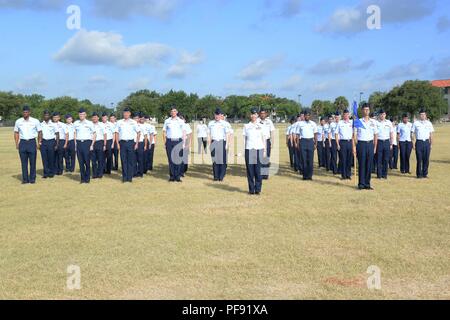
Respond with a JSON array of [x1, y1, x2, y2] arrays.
[[14, 117, 41, 140]]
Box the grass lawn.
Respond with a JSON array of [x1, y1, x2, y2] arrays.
[[0, 124, 449, 299]]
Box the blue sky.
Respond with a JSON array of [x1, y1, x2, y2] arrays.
[[0, 0, 448, 107]]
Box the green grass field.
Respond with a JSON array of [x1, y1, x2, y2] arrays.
[[1, 125, 449, 300]]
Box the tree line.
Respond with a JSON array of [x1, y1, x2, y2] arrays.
[[0, 80, 446, 123]]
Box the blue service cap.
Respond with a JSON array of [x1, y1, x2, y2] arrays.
[[65, 114, 73, 119], [123, 107, 131, 112], [52, 111, 60, 117], [419, 108, 426, 114], [250, 108, 258, 114], [335, 111, 341, 116], [101, 112, 108, 117], [379, 109, 386, 114], [402, 113, 408, 118], [43, 110, 50, 115], [22, 105, 30, 112], [343, 109, 350, 114], [215, 108, 223, 115], [92, 112, 99, 117], [78, 108, 86, 113]]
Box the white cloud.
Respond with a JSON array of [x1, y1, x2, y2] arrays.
[[434, 57, 450, 79], [238, 56, 283, 80], [280, 75, 302, 91], [308, 58, 373, 74], [318, 0, 436, 35], [92, 0, 180, 20], [88, 75, 110, 85], [16, 74, 47, 92], [127, 78, 151, 91], [166, 50, 205, 79], [377, 62, 427, 80], [437, 16, 450, 33], [54, 29, 172, 68]]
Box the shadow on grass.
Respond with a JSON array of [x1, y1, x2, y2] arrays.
[[205, 183, 248, 194]]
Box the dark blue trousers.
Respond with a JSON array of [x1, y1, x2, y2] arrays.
[[245, 149, 263, 194], [91, 140, 104, 178], [19, 139, 37, 183], [40, 139, 56, 178], [300, 139, 315, 180], [416, 140, 431, 178], [112, 140, 119, 170], [357, 141, 374, 189], [76, 140, 91, 183], [104, 139, 113, 174], [211, 140, 227, 180], [134, 142, 145, 177], [148, 144, 155, 171], [330, 139, 338, 174], [64, 140, 76, 172], [54, 140, 65, 175], [261, 139, 271, 178], [182, 146, 190, 175], [390, 144, 398, 170], [339, 140, 353, 179], [317, 141, 324, 167], [120, 140, 136, 182], [166, 139, 183, 181], [288, 140, 295, 168], [325, 139, 331, 171], [377, 139, 390, 178], [399, 141, 413, 174]]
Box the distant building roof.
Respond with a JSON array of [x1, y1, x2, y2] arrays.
[[431, 79, 450, 88]]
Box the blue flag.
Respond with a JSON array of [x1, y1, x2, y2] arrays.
[[352, 100, 364, 129]]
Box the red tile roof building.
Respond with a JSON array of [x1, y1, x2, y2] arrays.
[[431, 79, 450, 117]]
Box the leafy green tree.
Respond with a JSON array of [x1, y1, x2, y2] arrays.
[[333, 96, 349, 114]]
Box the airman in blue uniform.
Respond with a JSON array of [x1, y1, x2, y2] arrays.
[[376, 110, 395, 179], [336, 109, 354, 180], [39, 110, 59, 179], [412, 109, 434, 179], [52, 112, 66, 175], [286, 117, 296, 168], [101, 112, 115, 175], [163, 107, 186, 182], [109, 114, 119, 171], [91, 112, 106, 179], [316, 117, 326, 168], [329, 112, 340, 175], [397, 113, 413, 174], [134, 112, 148, 178], [74, 109, 95, 183], [208, 108, 230, 182], [14, 105, 41, 184], [63, 114, 76, 173], [297, 110, 318, 180]]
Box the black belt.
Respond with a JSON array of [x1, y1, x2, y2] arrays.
[[43, 139, 55, 141], [358, 140, 373, 143], [340, 139, 352, 142], [76, 140, 92, 143], [120, 139, 134, 142], [378, 139, 390, 142], [20, 139, 36, 142]]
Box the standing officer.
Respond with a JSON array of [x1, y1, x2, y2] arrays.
[[397, 113, 413, 174], [324, 115, 332, 171], [412, 109, 434, 179], [109, 113, 119, 171], [353, 103, 378, 190], [101, 112, 115, 175], [292, 112, 304, 174], [91, 112, 106, 179], [116, 108, 141, 183], [14, 105, 41, 184], [208, 108, 231, 182], [243, 108, 266, 195], [258, 109, 275, 180], [336, 109, 354, 180], [39, 110, 59, 179], [134, 113, 148, 178], [286, 117, 295, 168], [376, 110, 394, 179], [63, 114, 76, 173], [329, 112, 340, 175], [144, 115, 156, 173], [163, 107, 186, 182], [52, 112, 66, 176], [390, 118, 399, 170], [316, 117, 326, 168], [180, 114, 192, 176], [74, 109, 95, 184], [197, 120, 208, 154], [297, 110, 318, 180]]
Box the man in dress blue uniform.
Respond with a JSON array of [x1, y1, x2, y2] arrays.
[[243, 108, 266, 195], [208, 108, 231, 182], [292, 112, 304, 174], [336, 109, 354, 180], [163, 107, 186, 182], [397, 113, 413, 174], [297, 110, 318, 180], [329, 112, 340, 175], [109, 114, 119, 171], [91, 112, 106, 179], [376, 110, 394, 179], [390, 118, 399, 170], [324, 115, 332, 171], [74, 109, 95, 183], [143, 115, 156, 173], [52, 112, 66, 176], [258, 109, 275, 180], [14, 105, 41, 184], [116, 108, 141, 183], [63, 114, 76, 173], [286, 117, 296, 168], [134, 112, 148, 178], [412, 109, 434, 179], [353, 103, 378, 190], [316, 117, 326, 168], [179, 114, 192, 176], [39, 110, 59, 179], [101, 112, 115, 175]]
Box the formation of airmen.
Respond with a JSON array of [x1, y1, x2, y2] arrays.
[[286, 104, 435, 190], [14, 103, 434, 193]]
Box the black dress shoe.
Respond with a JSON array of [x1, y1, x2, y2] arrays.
[[169, 179, 175, 182], [366, 186, 374, 190]]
